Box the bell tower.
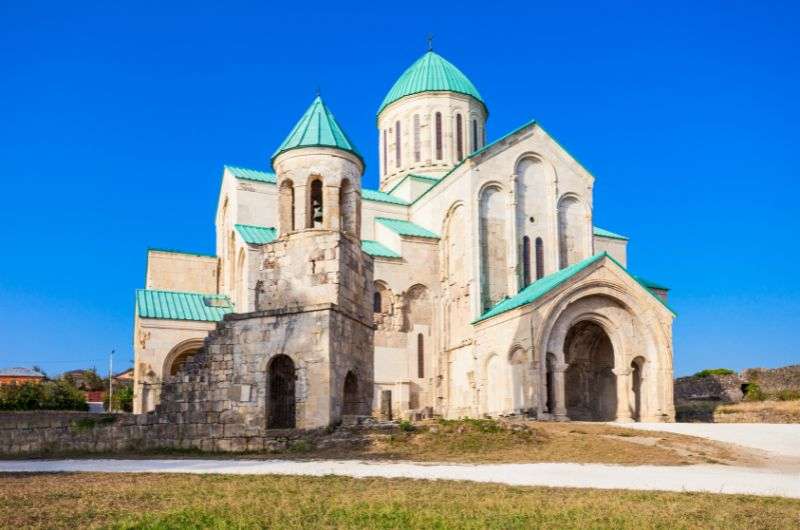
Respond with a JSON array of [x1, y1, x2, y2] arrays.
[[255, 95, 374, 428]]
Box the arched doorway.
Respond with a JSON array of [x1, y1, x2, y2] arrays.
[[343, 371, 359, 416], [267, 355, 296, 429], [163, 339, 205, 378], [564, 321, 617, 421], [631, 356, 645, 421]]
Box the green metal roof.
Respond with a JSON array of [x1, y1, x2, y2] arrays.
[[272, 96, 363, 166], [378, 51, 486, 116], [593, 226, 629, 241], [136, 289, 233, 322], [235, 224, 277, 245], [635, 276, 670, 291], [387, 173, 441, 195], [226, 165, 277, 184], [362, 240, 401, 258], [362, 188, 409, 205], [376, 217, 439, 239], [474, 252, 675, 323]]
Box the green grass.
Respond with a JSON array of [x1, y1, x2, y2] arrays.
[[1, 473, 798, 529]]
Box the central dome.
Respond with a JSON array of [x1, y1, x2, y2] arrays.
[[378, 51, 486, 116]]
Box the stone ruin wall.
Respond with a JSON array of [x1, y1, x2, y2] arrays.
[[673, 374, 745, 405], [741, 365, 800, 396]]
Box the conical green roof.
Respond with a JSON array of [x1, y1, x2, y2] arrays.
[[378, 51, 486, 116], [272, 96, 363, 166]]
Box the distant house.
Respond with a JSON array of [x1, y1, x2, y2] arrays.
[[112, 368, 134, 386], [0, 367, 45, 386], [61, 369, 102, 391]]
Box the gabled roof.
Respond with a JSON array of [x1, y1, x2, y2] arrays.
[[362, 240, 401, 259], [235, 224, 277, 245], [635, 276, 670, 291], [474, 252, 674, 323], [362, 188, 409, 205], [593, 226, 629, 241], [272, 96, 363, 166], [136, 289, 233, 322], [0, 367, 45, 378], [376, 217, 439, 239], [226, 165, 277, 184], [379, 51, 486, 116]]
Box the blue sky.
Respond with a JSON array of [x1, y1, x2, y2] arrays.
[[0, 1, 798, 377]]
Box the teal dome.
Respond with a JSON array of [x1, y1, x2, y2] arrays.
[[272, 96, 363, 166], [378, 51, 486, 116]]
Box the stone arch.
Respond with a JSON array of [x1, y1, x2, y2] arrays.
[[515, 155, 550, 283], [563, 319, 617, 420], [163, 338, 205, 378], [538, 280, 668, 421], [479, 183, 507, 311], [267, 354, 296, 429], [557, 194, 585, 269], [278, 178, 295, 235], [405, 284, 432, 329], [441, 202, 470, 348], [509, 346, 530, 413], [373, 280, 394, 328]]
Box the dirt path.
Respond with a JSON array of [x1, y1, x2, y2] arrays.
[[2, 458, 799, 499]]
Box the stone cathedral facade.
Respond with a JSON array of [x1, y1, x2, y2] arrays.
[[133, 50, 676, 427]]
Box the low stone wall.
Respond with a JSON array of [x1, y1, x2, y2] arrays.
[[673, 374, 744, 405], [0, 411, 345, 457], [742, 365, 800, 396]]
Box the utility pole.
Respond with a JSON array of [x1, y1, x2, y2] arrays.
[[108, 349, 114, 412]]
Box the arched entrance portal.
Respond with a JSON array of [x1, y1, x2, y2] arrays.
[[267, 355, 296, 429], [564, 321, 617, 421], [342, 371, 359, 416]]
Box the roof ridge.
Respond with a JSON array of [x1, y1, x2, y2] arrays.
[[136, 288, 229, 298]]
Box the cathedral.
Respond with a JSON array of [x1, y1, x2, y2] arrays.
[[133, 49, 676, 428]]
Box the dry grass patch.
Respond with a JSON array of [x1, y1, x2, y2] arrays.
[[287, 419, 748, 466], [1, 472, 799, 529], [715, 400, 800, 423]]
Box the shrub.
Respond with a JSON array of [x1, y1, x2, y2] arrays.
[[694, 368, 735, 378], [775, 389, 800, 401], [398, 420, 416, 432], [104, 385, 134, 412], [0, 381, 89, 411], [743, 382, 766, 401]]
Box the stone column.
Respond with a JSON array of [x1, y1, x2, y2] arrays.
[[323, 184, 340, 231], [613, 367, 633, 422], [553, 362, 569, 420]]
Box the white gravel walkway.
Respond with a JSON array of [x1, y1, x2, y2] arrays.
[[619, 423, 800, 458], [2, 458, 799, 499]]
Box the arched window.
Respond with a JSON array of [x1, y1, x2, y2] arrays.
[[395, 120, 401, 168], [279, 179, 295, 234], [472, 119, 478, 152], [558, 196, 583, 268], [382, 129, 387, 175], [535, 237, 544, 279], [522, 236, 531, 288], [373, 291, 382, 313], [309, 179, 323, 228], [417, 333, 424, 378], [435, 112, 443, 160], [413, 114, 421, 162], [456, 113, 464, 161]]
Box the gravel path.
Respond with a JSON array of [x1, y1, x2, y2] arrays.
[[2, 458, 799, 499], [619, 423, 800, 458]]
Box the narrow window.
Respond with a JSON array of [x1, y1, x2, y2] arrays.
[[309, 179, 323, 228], [435, 112, 443, 160], [482, 126, 486, 148], [382, 129, 387, 175], [417, 333, 424, 378], [456, 114, 464, 161], [472, 119, 478, 152], [413, 114, 420, 162], [373, 291, 382, 313], [522, 236, 531, 287], [395, 121, 401, 168], [535, 237, 544, 279]]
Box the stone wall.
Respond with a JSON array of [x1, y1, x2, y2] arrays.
[[674, 374, 745, 404], [742, 365, 800, 395], [0, 411, 352, 457]]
